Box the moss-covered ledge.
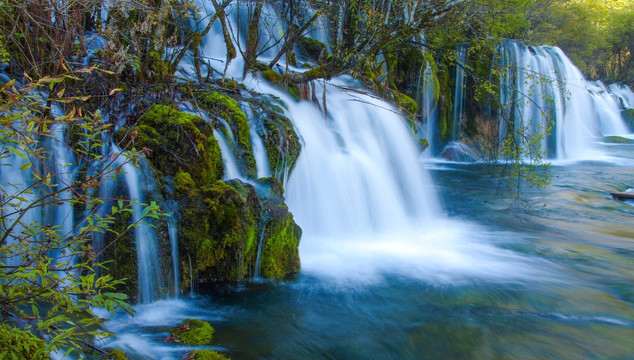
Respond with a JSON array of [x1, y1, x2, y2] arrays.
[[116, 104, 223, 188], [193, 91, 257, 178]]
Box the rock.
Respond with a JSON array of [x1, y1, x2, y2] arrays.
[[169, 319, 215, 346], [186, 349, 230, 360]]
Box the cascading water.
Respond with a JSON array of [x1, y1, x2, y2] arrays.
[[110, 145, 165, 303], [418, 61, 439, 155], [44, 109, 75, 269], [213, 128, 243, 181], [452, 44, 467, 141], [181, 0, 541, 283], [499, 40, 633, 160]]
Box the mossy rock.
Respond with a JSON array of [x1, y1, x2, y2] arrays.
[[257, 103, 301, 180], [100, 195, 138, 298], [170, 319, 214, 346], [187, 350, 231, 360], [178, 177, 301, 288], [394, 91, 418, 118], [419, 138, 430, 151], [261, 69, 283, 83], [116, 104, 223, 188], [179, 180, 260, 285], [193, 91, 257, 178], [296, 37, 327, 63], [258, 178, 301, 278], [603, 136, 633, 144], [102, 349, 129, 360], [436, 65, 454, 143]]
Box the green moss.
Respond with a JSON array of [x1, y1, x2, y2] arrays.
[[174, 170, 196, 194], [194, 91, 256, 178], [436, 66, 453, 142], [224, 80, 238, 91], [419, 138, 430, 150], [296, 36, 327, 62], [116, 104, 223, 188], [188, 350, 231, 360], [394, 91, 418, 117], [102, 349, 129, 360], [624, 108, 634, 129], [260, 210, 301, 278], [180, 180, 260, 285], [261, 69, 283, 83], [171, 319, 215, 346], [303, 67, 326, 79], [258, 178, 301, 278], [603, 136, 633, 143], [258, 107, 301, 179], [287, 85, 300, 100], [101, 208, 137, 298]]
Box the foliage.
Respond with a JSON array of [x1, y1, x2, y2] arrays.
[[499, 122, 553, 197], [169, 318, 215, 345], [525, 0, 634, 85], [187, 349, 231, 360], [0, 72, 160, 355]]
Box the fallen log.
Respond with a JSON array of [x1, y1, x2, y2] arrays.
[[610, 191, 634, 200]]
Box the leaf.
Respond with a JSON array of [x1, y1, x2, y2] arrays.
[[19, 162, 32, 170], [6, 146, 27, 160], [108, 88, 122, 96]]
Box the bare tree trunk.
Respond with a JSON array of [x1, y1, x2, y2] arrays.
[[244, 0, 264, 76]]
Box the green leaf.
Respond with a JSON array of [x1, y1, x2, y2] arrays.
[[6, 146, 27, 159]]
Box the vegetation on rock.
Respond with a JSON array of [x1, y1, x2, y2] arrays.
[[187, 349, 231, 360], [169, 319, 215, 346]]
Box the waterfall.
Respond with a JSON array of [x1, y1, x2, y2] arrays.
[[452, 44, 467, 141], [419, 62, 439, 155], [111, 145, 165, 303], [214, 129, 243, 181], [499, 40, 632, 160], [165, 202, 180, 297], [0, 131, 40, 268], [44, 118, 75, 270]]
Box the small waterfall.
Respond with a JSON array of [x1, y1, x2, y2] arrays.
[[499, 40, 632, 160], [165, 202, 180, 297], [111, 145, 164, 303], [253, 231, 265, 279], [419, 62, 438, 155], [188, 255, 194, 297], [213, 129, 243, 181], [251, 125, 271, 178], [0, 130, 40, 267], [44, 119, 75, 269], [452, 45, 467, 141], [609, 83, 634, 110]]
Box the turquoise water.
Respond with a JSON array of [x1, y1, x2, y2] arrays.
[[102, 141, 634, 359]]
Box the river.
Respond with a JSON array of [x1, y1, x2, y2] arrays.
[[100, 138, 633, 359]]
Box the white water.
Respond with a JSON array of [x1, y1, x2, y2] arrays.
[[500, 41, 632, 160], [111, 145, 164, 303], [452, 44, 467, 141], [0, 133, 40, 267], [165, 204, 180, 297], [176, 1, 547, 284], [419, 62, 438, 155], [45, 118, 75, 269], [213, 129, 243, 181]]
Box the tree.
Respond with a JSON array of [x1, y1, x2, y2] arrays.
[[0, 71, 160, 357]]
